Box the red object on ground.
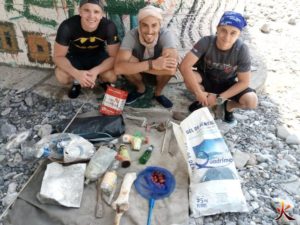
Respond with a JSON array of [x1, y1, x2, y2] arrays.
[[99, 86, 128, 115]]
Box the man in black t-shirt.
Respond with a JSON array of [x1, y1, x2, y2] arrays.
[[54, 0, 120, 98]]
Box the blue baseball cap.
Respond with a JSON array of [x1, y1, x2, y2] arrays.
[[218, 11, 247, 31]]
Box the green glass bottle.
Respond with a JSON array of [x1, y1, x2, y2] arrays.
[[139, 145, 154, 164]]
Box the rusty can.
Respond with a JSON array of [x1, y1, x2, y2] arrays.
[[118, 144, 131, 168]]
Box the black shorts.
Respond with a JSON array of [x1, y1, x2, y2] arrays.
[[201, 76, 256, 102], [66, 51, 109, 70]]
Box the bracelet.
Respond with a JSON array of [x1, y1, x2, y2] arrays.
[[148, 60, 153, 70]]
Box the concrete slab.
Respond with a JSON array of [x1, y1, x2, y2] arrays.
[[0, 65, 52, 92]]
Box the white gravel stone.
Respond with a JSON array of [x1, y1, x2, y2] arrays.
[[286, 134, 300, 145], [277, 125, 291, 139], [233, 150, 251, 169]]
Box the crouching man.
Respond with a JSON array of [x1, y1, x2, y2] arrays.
[[53, 0, 120, 98], [179, 11, 258, 123], [114, 5, 178, 108]]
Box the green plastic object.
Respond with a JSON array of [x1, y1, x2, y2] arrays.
[[139, 145, 154, 164]]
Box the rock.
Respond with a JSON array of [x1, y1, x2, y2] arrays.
[[38, 124, 52, 138], [250, 201, 259, 211], [0, 155, 6, 163], [2, 192, 18, 206], [277, 159, 295, 169], [285, 154, 297, 163], [0, 123, 17, 140], [234, 113, 249, 120], [7, 182, 18, 193], [5, 130, 31, 150], [233, 150, 251, 169], [267, 133, 276, 140], [277, 125, 291, 139], [288, 18, 296, 25], [255, 153, 272, 163], [247, 154, 257, 166], [24, 94, 33, 107], [261, 24, 271, 33], [286, 134, 300, 145], [280, 179, 300, 195], [13, 153, 23, 165], [1, 108, 12, 116]]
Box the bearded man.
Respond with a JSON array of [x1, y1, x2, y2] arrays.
[[114, 5, 178, 108]]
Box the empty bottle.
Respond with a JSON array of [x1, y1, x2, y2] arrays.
[[139, 145, 154, 164], [101, 160, 120, 196]]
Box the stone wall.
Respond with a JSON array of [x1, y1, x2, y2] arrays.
[[0, 0, 244, 68]]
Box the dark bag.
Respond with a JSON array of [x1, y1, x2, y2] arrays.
[[55, 115, 125, 143]]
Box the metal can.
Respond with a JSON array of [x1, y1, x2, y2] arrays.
[[118, 144, 131, 168]]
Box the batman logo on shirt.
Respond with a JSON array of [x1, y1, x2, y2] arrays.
[[73, 37, 104, 49]]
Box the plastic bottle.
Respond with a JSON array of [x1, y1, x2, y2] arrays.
[[101, 160, 120, 196], [139, 145, 154, 164], [85, 145, 117, 184]]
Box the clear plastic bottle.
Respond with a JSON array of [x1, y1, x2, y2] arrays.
[[85, 145, 117, 184], [139, 145, 154, 164]]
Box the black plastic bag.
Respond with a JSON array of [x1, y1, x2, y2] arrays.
[[55, 115, 125, 143]]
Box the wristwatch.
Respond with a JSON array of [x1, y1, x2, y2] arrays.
[[216, 94, 224, 105]]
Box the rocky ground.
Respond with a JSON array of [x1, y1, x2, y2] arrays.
[[1, 0, 300, 224]]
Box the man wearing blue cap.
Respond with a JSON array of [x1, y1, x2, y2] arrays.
[[179, 11, 258, 123], [54, 0, 120, 98]]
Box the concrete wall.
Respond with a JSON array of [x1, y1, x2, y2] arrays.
[[0, 0, 244, 68]]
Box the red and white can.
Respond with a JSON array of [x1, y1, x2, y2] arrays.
[[99, 86, 128, 115]]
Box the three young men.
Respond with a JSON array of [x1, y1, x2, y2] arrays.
[[54, 3, 257, 121]]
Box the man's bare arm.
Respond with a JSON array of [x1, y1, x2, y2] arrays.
[[114, 48, 177, 76], [53, 42, 80, 80], [114, 49, 149, 75], [147, 48, 178, 76], [179, 52, 209, 105]]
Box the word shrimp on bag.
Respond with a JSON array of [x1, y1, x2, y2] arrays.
[[172, 107, 248, 217]]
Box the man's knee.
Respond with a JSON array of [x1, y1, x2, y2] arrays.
[[55, 68, 73, 85], [183, 71, 202, 91], [239, 92, 258, 109]]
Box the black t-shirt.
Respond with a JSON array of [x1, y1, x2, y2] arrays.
[[55, 15, 119, 55]]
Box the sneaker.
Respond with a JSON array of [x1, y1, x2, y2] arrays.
[[125, 90, 145, 105], [223, 100, 236, 124], [154, 95, 173, 108], [68, 84, 81, 99], [188, 101, 203, 112]]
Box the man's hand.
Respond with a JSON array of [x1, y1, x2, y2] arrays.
[[88, 67, 101, 86], [152, 53, 177, 71], [196, 91, 209, 106], [75, 70, 95, 88]]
